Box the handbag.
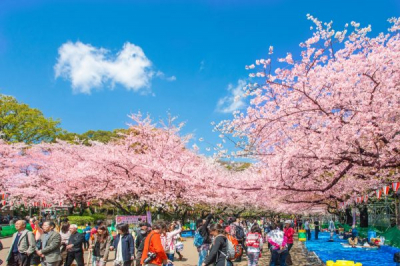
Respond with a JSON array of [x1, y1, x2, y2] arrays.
[[175, 241, 184, 252]]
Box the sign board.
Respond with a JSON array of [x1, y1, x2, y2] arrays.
[[146, 211, 152, 225], [115, 215, 147, 225]]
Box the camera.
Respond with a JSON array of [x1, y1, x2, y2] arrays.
[[143, 252, 157, 264]]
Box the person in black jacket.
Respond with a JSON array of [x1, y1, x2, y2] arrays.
[[202, 224, 231, 266], [64, 224, 85, 266], [135, 222, 150, 266], [196, 214, 213, 266], [314, 220, 320, 240]]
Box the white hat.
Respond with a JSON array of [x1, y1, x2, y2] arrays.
[[284, 220, 292, 224]]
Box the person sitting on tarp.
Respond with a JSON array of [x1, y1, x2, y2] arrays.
[[343, 229, 352, 240], [348, 227, 358, 248]]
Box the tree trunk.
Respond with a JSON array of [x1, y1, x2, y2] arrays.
[[181, 210, 188, 225], [345, 207, 353, 226], [358, 205, 368, 228], [106, 200, 131, 215], [396, 194, 400, 229]]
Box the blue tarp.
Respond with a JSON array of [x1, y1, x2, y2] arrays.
[[305, 232, 399, 266]]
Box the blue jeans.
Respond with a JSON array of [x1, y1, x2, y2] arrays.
[[197, 248, 208, 266], [270, 249, 288, 266], [247, 251, 260, 266], [167, 253, 175, 262], [92, 256, 106, 266], [306, 229, 311, 240]]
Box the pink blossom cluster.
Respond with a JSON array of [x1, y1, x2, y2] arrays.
[[216, 16, 400, 212]]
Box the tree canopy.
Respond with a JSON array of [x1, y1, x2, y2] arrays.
[[0, 95, 62, 144]]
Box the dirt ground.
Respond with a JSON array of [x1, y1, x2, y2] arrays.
[[0, 235, 309, 266]]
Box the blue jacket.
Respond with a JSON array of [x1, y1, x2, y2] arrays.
[[84, 226, 91, 241], [113, 233, 135, 262]]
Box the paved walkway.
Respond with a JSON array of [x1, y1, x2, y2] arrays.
[[0, 236, 309, 266]]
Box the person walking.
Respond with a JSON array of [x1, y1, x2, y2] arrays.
[[36, 221, 62, 266], [195, 214, 213, 266], [303, 220, 311, 241], [64, 224, 85, 266], [90, 225, 112, 266], [268, 223, 288, 266], [135, 222, 150, 266], [140, 221, 168, 266], [31, 220, 44, 266], [245, 224, 263, 266], [328, 219, 336, 241], [202, 224, 231, 266], [6, 220, 36, 266], [59, 222, 71, 265], [111, 223, 135, 266], [83, 223, 91, 251], [161, 221, 182, 262], [283, 220, 294, 265]]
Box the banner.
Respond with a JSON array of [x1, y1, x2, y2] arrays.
[[376, 189, 382, 199], [363, 195, 368, 203], [146, 211, 152, 225], [392, 182, 400, 193], [382, 186, 390, 196], [115, 215, 147, 225]]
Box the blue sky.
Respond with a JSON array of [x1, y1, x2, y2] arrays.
[[0, 0, 399, 154]]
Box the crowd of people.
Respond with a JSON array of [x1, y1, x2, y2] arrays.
[[0, 215, 305, 266], [194, 214, 296, 266]]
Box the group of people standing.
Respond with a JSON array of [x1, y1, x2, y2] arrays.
[[3, 218, 185, 266], [3, 215, 301, 266], [194, 214, 295, 266]]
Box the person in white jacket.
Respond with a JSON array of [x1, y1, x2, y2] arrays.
[[161, 221, 182, 262]]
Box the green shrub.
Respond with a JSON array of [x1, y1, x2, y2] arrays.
[[68, 216, 94, 225], [91, 213, 107, 222]]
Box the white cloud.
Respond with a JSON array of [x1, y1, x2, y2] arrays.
[[54, 41, 174, 94], [216, 79, 247, 113], [199, 60, 205, 71], [156, 71, 176, 82]]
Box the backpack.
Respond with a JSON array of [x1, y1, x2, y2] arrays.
[[194, 230, 204, 247], [394, 252, 400, 263], [246, 232, 261, 248], [217, 235, 236, 261], [235, 225, 245, 240], [226, 235, 243, 260]]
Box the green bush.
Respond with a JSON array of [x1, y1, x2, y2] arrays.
[[68, 216, 94, 225], [91, 213, 107, 222]]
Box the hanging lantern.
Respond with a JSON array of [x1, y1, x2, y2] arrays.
[[382, 186, 390, 196], [376, 189, 382, 199], [73, 202, 77, 207], [392, 182, 400, 193], [1, 200, 6, 206], [364, 195, 368, 203], [59, 201, 63, 207], [87, 201, 91, 207]]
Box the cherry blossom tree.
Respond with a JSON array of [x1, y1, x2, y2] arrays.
[[216, 16, 400, 211]]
